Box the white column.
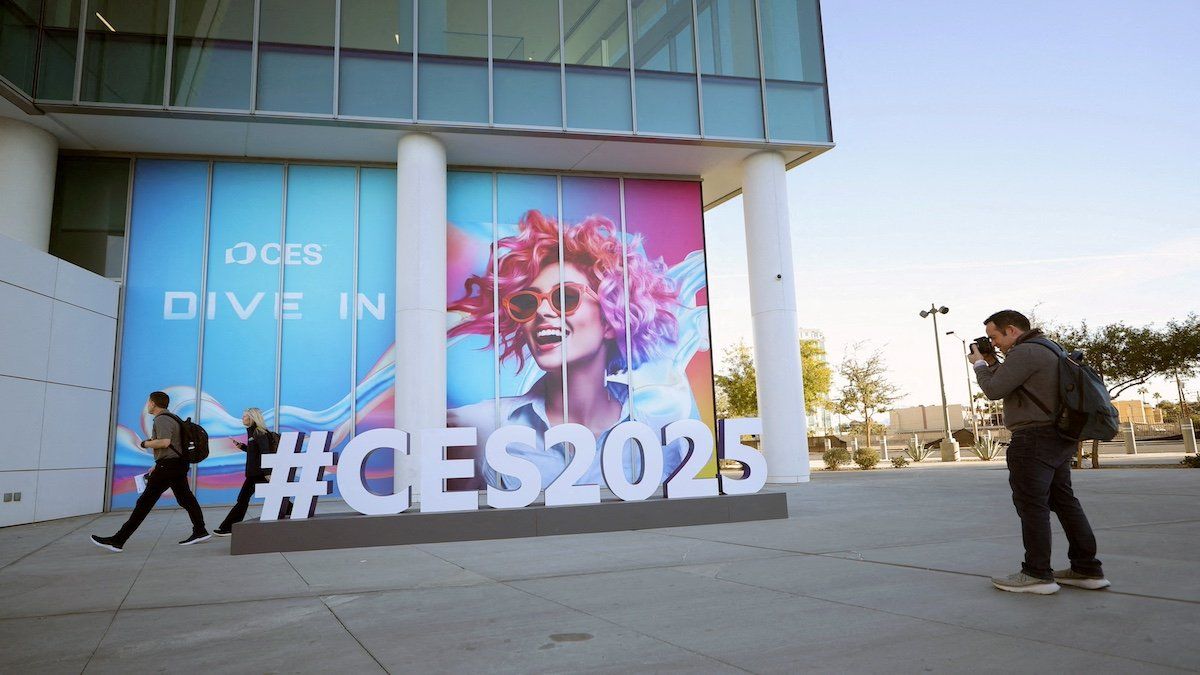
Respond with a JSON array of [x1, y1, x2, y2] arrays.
[[0, 117, 58, 252], [395, 133, 448, 497], [741, 151, 809, 483]]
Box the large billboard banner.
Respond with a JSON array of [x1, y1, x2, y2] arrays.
[[113, 163, 711, 507]]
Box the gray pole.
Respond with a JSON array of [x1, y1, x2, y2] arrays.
[[930, 306, 952, 442], [924, 304, 958, 461], [952, 334, 980, 441]]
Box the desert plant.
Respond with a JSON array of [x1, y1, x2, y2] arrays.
[[904, 439, 933, 463], [822, 447, 851, 470], [891, 456, 909, 468], [971, 435, 1006, 461], [853, 447, 880, 470]]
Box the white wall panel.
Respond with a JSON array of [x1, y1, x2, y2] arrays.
[[45, 303, 117, 391], [0, 282, 53, 381], [0, 375, 46, 472], [0, 470, 39, 527], [0, 234, 57, 296], [39, 384, 111, 470], [55, 262, 119, 318], [33, 468, 104, 521]]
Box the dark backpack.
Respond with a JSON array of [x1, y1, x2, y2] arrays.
[[159, 412, 210, 464], [1021, 338, 1120, 442]]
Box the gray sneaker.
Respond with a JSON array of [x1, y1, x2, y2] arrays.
[[991, 571, 1060, 594], [1053, 568, 1110, 590]]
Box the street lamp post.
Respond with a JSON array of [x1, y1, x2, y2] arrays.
[[946, 331, 980, 442], [919, 304, 959, 461]]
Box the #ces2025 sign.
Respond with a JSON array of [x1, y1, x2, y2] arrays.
[[256, 418, 766, 519]]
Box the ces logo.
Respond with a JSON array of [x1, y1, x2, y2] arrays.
[[225, 242, 324, 266]]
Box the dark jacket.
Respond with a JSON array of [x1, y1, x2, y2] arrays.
[[974, 329, 1060, 431], [240, 425, 278, 480]]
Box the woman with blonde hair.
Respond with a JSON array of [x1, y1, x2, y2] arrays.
[[213, 407, 286, 535]]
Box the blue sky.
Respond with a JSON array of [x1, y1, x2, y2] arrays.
[[703, 0, 1199, 410]]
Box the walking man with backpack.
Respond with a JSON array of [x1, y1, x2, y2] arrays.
[[92, 391, 210, 551], [971, 310, 1112, 594]]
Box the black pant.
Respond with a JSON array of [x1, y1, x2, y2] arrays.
[[115, 459, 207, 544], [218, 475, 291, 529], [1006, 426, 1103, 580]]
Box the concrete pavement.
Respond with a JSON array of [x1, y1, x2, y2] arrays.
[[1, 463, 1197, 673]]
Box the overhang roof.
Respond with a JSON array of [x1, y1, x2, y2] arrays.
[[2, 96, 832, 209]]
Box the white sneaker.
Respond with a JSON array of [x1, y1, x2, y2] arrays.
[[991, 571, 1060, 594]]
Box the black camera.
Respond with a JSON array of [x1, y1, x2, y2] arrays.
[[972, 336, 996, 356]]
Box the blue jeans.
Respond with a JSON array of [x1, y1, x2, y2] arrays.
[[1006, 426, 1103, 580]]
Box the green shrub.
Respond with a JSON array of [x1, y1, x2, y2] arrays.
[[853, 448, 880, 470], [1181, 455, 1200, 468], [891, 456, 909, 468], [822, 447, 851, 470]]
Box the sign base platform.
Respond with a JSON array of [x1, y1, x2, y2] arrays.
[[230, 492, 788, 555]]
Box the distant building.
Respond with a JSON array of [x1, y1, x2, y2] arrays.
[[1112, 400, 1164, 424], [889, 404, 968, 434]]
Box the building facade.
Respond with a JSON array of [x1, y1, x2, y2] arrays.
[[0, 0, 831, 523], [1112, 400, 1164, 425]]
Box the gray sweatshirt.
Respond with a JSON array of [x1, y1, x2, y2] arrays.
[[974, 333, 1060, 431]]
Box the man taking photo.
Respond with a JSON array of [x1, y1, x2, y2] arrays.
[[971, 310, 1109, 595]]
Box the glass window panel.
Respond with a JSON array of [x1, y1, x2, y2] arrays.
[[635, 71, 697, 135], [697, 0, 762, 138], [563, 0, 630, 131], [278, 165, 356, 499], [48, 156, 130, 279], [356, 167, 397, 494], [111, 159, 207, 508], [257, 0, 334, 114], [339, 0, 413, 118], [765, 80, 827, 142], [445, 170, 494, 491], [759, 0, 823, 83], [491, 0, 560, 127], [197, 162, 283, 505], [1, 0, 40, 93], [417, 0, 487, 122], [34, 0, 78, 100], [632, 0, 698, 135], [171, 0, 253, 109], [700, 75, 760, 137], [80, 0, 169, 105]]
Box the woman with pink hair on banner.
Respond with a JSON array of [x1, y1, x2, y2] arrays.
[[448, 210, 687, 490]]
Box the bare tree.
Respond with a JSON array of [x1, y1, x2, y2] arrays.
[[834, 346, 902, 448]]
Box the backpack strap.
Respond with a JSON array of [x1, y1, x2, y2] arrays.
[[1015, 337, 1061, 416], [1018, 385, 1053, 416], [155, 412, 188, 460]]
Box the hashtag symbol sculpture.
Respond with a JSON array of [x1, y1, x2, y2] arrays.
[[256, 431, 336, 521]]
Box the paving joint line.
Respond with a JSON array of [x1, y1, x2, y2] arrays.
[[648, 530, 1200, 606], [709, 571, 1193, 673], [0, 514, 103, 573], [318, 596, 390, 674], [81, 509, 173, 673], [280, 551, 312, 587]]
